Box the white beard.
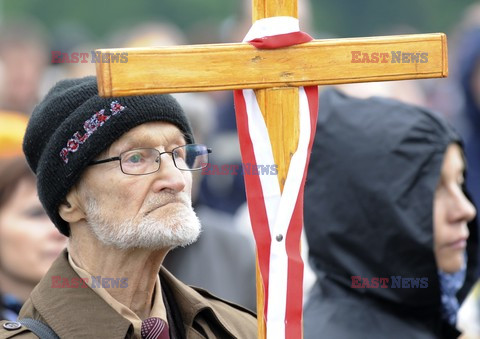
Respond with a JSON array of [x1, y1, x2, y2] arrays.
[[85, 192, 201, 250]]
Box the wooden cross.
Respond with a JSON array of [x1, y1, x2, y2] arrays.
[[95, 1, 447, 337]]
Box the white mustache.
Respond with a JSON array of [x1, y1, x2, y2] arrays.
[[144, 191, 191, 215]]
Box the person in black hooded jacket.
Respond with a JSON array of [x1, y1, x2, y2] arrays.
[[303, 88, 479, 339]]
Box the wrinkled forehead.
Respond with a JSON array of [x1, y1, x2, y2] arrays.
[[107, 121, 187, 156]]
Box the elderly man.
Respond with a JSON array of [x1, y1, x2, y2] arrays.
[[0, 76, 257, 338]]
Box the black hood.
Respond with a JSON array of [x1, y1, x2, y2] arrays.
[[304, 88, 478, 315]]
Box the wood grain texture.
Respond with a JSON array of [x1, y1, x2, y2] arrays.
[[253, 2, 299, 339], [95, 33, 447, 97], [253, 0, 297, 20]]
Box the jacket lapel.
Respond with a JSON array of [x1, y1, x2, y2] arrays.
[[160, 267, 256, 338], [29, 250, 133, 338]]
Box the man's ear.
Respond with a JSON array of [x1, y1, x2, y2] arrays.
[[58, 189, 86, 223]]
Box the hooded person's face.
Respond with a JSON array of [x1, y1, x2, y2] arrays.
[[433, 143, 476, 273]]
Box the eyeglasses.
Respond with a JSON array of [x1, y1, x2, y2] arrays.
[[89, 144, 212, 175]]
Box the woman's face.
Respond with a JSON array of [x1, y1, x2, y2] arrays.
[[0, 178, 67, 283], [434, 143, 476, 273]]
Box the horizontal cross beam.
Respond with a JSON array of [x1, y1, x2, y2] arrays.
[[96, 33, 447, 97]]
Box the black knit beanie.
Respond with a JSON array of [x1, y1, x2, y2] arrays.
[[23, 76, 194, 236]]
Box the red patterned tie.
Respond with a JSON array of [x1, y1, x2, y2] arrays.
[[141, 317, 170, 339]]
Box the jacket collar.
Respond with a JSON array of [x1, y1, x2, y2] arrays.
[[159, 266, 256, 338], [30, 249, 133, 338], [29, 250, 255, 338]]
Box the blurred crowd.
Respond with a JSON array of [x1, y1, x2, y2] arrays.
[[0, 0, 480, 337]]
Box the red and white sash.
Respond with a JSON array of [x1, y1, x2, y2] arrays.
[[233, 16, 319, 339]]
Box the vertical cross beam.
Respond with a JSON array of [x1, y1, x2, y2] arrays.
[[252, 1, 300, 338]]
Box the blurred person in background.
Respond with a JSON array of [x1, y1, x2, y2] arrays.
[[0, 112, 67, 320], [0, 19, 49, 116], [303, 89, 478, 339], [453, 26, 480, 225], [427, 3, 480, 223]]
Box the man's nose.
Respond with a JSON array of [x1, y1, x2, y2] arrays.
[[151, 154, 187, 193]]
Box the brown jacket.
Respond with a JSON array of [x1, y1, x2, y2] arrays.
[[0, 251, 257, 338]]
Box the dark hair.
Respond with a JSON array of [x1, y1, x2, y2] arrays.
[[0, 157, 35, 210]]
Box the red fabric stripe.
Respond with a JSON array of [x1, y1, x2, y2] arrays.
[[284, 86, 318, 339], [235, 27, 317, 338], [233, 90, 272, 317], [248, 31, 313, 49]]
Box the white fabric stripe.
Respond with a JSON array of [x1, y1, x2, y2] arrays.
[[243, 16, 300, 42], [274, 87, 311, 237], [265, 88, 311, 339], [242, 89, 281, 233], [242, 88, 285, 339], [265, 232, 288, 338]]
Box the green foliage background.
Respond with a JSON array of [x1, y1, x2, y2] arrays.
[[1, 0, 476, 42]]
